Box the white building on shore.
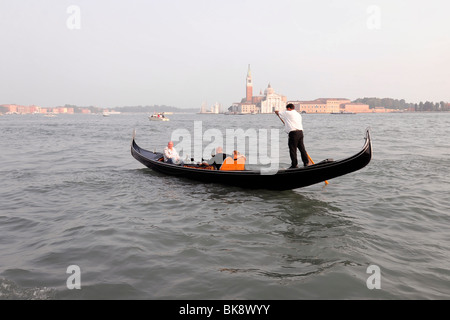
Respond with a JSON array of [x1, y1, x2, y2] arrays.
[[259, 83, 287, 113], [229, 65, 287, 114], [199, 101, 221, 114]]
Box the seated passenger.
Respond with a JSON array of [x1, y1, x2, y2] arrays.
[[163, 141, 184, 165], [220, 150, 246, 171], [233, 150, 246, 161], [206, 146, 230, 170]]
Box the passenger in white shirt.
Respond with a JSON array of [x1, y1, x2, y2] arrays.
[[275, 104, 312, 169], [163, 141, 183, 165]]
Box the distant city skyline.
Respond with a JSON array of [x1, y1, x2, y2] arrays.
[[1, 1, 449, 109]]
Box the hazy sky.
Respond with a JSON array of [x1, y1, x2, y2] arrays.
[[1, 0, 449, 109]]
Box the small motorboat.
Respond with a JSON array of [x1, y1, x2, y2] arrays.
[[149, 113, 169, 121]]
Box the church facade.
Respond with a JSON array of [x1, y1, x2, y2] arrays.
[[229, 65, 287, 114]]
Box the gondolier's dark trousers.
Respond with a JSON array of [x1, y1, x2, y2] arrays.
[[288, 130, 309, 167]]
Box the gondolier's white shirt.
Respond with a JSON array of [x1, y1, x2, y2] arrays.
[[164, 147, 180, 162], [279, 110, 304, 134]]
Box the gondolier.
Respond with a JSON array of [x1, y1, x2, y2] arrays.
[[275, 103, 312, 169]]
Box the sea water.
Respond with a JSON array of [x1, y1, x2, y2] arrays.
[[1, 112, 449, 299]]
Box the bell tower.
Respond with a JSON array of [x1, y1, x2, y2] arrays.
[[246, 64, 253, 102]]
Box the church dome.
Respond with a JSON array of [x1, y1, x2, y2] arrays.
[[264, 83, 274, 95]]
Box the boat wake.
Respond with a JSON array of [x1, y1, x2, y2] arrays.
[[0, 278, 56, 300]]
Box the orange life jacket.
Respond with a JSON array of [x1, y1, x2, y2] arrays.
[[219, 156, 246, 171]]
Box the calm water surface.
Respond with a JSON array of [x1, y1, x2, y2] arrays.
[[0, 112, 449, 299]]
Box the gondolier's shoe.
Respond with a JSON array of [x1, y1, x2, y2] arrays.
[[287, 166, 298, 169]]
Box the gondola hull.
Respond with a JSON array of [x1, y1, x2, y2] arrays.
[[131, 129, 372, 190]]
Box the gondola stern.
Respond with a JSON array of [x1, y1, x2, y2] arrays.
[[364, 127, 373, 163]]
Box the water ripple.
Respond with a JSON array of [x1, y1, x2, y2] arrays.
[[1, 113, 450, 299]]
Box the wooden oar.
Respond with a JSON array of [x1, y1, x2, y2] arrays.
[[275, 111, 329, 185], [307, 154, 329, 185]]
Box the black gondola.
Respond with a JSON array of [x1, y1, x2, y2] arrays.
[[131, 129, 372, 190]]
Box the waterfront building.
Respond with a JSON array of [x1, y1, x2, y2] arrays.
[[0, 104, 76, 114], [259, 84, 287, 113], [230, 102, 258, 114], [230, 65, 287, 114], [289, 98, 352, 114], [199, 101, 221, 114], [339, 103, 371, 113], [0, 104, 41, 114]]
